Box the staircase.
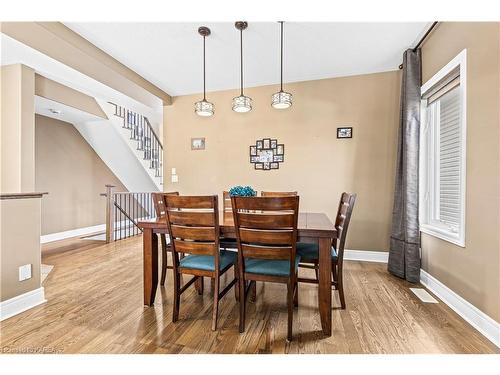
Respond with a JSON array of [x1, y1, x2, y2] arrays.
[[73, 100, 163, 192], [109, 102, 163, 182]]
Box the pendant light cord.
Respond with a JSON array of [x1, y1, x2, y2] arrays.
[[240, 28, 243, 97], [203, 35, 206, 101], [280, 21, 284, 93]]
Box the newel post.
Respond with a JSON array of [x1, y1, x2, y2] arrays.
[[105, 184, 115, 243]]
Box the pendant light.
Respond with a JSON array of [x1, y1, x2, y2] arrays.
[[195, 26, 214, 117], [271, 21, 292, 109], [232, 21, 252, 113]]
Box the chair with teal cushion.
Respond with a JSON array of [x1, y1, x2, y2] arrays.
[[165, 195, 238, 331], [297, 192, 357, 310], [232, 195, 300, 341]]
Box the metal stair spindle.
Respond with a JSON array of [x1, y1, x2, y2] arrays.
[[108, 102, 163, 185]]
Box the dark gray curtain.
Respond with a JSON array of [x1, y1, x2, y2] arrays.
[[388, 49, 421, 283]]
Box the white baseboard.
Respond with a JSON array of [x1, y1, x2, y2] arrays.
[[40, 224, 106, 244], [0, 287, 46, 321], [420, 269, 500, 348], [344, 249, 389, 263]]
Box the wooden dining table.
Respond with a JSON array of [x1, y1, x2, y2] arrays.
[[138, 212, 337, 336]]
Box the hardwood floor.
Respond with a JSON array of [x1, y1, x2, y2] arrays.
[[0, 236, 497, 354]]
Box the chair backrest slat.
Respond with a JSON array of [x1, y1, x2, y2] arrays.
[[173, 240, 216, 256], [232, 196, 299, 264], [240, 244, 291, 260], [167, 211, 215, 226], [261, 191, 298, 197], [165, 195, 220, 262], [239, 228, 294, 245], [170, 225, 216, 242], [237, 212, 294, 229]]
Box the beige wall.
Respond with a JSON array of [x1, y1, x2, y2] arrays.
[[421, 22, 500, 321], [35, 74, 107, 119], [0, 64, 35, 193], [35, 114, 126, 235], [0, 197, 41, 301], [164, 71, 401, 251]]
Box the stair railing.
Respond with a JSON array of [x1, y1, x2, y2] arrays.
[[108, 102, 163, 180], [102, 185, 157, 243]]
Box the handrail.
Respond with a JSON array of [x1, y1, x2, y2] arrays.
[[107, 102, 163, 179], [108, 102, 162, 148], [144, 117, 163, 150]]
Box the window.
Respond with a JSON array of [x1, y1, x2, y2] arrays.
[[420, 50, 467, 247]]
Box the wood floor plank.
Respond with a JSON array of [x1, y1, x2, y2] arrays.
[[0, 235, 497, 354]]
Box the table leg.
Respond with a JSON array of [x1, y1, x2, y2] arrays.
[[143, 229, 158, 306], [318, 237, 332, 336]]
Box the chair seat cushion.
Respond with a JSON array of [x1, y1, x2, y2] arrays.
[[245, 256, 301, 277], [296, 242, 337, 261], [179, 250, 237, 271]]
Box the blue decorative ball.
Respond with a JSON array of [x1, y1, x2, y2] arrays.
[[229, 185, 256, 197]]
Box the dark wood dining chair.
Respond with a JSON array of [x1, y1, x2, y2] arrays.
[[164, 195, 238, 331], [297, 192, 356, 309], [231, 195, 300, 341], [151, 191, 179, 286]]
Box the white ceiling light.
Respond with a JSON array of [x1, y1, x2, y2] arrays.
[[272, 21, 292, 109], [232, 21, 252, 113], [194, 26, 215, 117]]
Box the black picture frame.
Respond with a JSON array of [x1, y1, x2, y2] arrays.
[[337, 127, 353, 139], [249, 138, 285, 171]]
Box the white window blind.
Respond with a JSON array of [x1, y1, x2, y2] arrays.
[[436, 87, 461, 232], [420, 50, 466, 247]]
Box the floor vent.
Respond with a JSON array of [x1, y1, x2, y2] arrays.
[[410, 288, 439, 303]]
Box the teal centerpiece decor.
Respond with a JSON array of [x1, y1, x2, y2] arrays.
[[229, 186, 256, 197]]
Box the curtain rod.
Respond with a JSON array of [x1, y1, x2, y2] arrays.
[[398, 21, 438, 70]]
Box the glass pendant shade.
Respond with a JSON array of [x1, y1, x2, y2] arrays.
[[232, 95, 252, 113], [271, 91, 292, 109], [195, 99, 214, 116], [272, 21, 292, 109], [233, 21, 252, 113], [195, 26, 214, 117]]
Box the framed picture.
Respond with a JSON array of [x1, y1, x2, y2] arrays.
[[191, 137, 206, 150], [337, 127, 353, 139], [258, 149, 274, 163], [276, 144, 284, 155], [250, 138, 285, 171]]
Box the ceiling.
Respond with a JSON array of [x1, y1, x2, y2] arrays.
[[65, 22, 429, 97]]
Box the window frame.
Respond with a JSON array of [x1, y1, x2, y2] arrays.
[[419, 49, 467, 247]]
